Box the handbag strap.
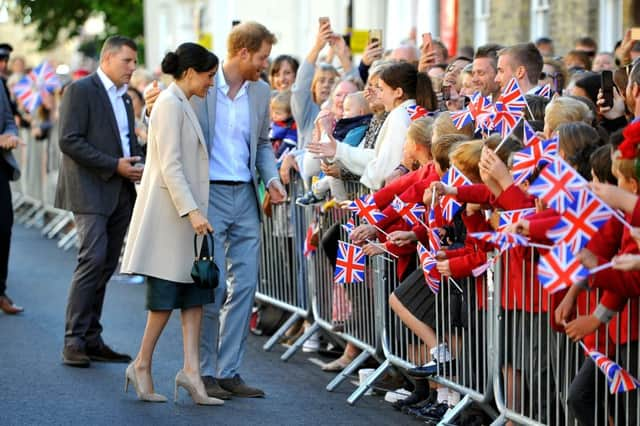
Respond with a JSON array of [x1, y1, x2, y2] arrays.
[[193, 232, 215, 260]]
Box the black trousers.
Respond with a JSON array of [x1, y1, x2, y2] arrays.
[[64, 186, 133, 350], [0, 158, 12, 297], [568, 342, 639, 426]]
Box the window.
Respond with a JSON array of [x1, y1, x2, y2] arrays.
[[474, 0, 490, 47], [599, 0, 622, 53], [530, 0, 550, 41]]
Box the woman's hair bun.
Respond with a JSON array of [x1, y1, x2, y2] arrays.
[[161, 51, 180, 76]]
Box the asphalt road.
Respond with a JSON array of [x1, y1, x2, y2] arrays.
[[0, 225, 414, 426]]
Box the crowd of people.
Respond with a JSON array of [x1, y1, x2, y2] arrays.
[[1, 16, 640, 425]]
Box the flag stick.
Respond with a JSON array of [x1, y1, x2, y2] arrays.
[[528, 242, 553, 250], [371, 223, 391, 238], [365, 239, 398, 258], [589, 261, 614, 275]]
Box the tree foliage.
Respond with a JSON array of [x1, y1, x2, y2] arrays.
[[12, 0, 144, 52]]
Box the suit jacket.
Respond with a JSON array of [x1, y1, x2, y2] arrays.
[[190, 77, 278, 219], [121, 83, 209, 282], [55, 73, 143, 215], [0, 79, 19, 180]]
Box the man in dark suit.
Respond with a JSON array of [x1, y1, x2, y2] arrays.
[[0, 76, 23, 315], [57, 36, 143, 367]]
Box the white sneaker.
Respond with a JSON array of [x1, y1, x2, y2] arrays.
[[384, 388, 411, 403], [302, 332, 320, 352]]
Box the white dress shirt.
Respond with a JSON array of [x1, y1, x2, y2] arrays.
[[97, 67, 131, 158], [209, 68, 252, 182]]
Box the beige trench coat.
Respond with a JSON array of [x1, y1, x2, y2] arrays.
[[121, 83, 209, 283]]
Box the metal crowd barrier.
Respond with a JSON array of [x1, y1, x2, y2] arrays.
[[257, 176, 312, 356], [254, 185, 640, 424], [11, 124, 78, 250], [492, 250, 640, 426]]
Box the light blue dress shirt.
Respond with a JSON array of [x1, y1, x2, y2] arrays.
[[209, 68, 251, 182], [97, 67, 130, 158]]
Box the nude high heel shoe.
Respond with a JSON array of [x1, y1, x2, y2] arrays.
[[174, 370, 224, 406], [124, 363, 168, 402]]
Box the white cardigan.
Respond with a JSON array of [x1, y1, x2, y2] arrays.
[[334, 99, 414, 190]]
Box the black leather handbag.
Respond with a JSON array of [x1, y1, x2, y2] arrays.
[[190, 232, 219, 290]]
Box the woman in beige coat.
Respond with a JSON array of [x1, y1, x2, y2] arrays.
[[120, 43, 222, 406]]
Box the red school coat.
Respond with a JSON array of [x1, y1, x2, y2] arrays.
[[492, 184, 549, 312], [586, 209, 640, 345]]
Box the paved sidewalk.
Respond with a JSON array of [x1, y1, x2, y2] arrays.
[[0, 225, 414, 426]]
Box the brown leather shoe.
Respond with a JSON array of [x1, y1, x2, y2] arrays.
[[0, 295, 23, 315], [217, 375, 265, 398], [86, 344, 132, 363], [202, 376, 233, 400], [62, 346, 91, 367]]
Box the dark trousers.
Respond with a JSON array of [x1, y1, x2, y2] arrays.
[[64, 186, 133, 350], [568, 342, 639, 426], [0, 159, 12, 296]]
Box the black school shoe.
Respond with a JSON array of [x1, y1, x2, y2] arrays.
[[416, 402, 450, 422]]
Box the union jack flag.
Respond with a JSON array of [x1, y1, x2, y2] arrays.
[[496, 78, 528, 114], [523, 120, 541, 147], [546, 189, 612, 252], [334, 241, 366, 284], [491, 101, 523, 139], [428, 227, 441, 253], [510, 135, 559, 185], [450, 108, 474, 130], [537, 242, 588, 294], [440, 166, 471, 223], [472, 250, 503, 277], [427, 206, 437, 228], [528, 158, 586, 212], [406, 104, 429, 121], [417, 243, 440, 293], [490, 78, 528, 138], [391, 196, 426, 227], [467, 92, 494, 133], [341, 217, 356, 237], [589, 349, 640, 393], [497, 208, 536, 232], [534, 84, 552, 99], [469, 231, 529, 250], [12, 61, 61, 113], [347, 194, 387, 225], [468, 91, 493, 119]]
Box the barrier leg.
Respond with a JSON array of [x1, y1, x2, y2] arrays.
[[25, 207, 46, 229], [17, 201, 42, 224], [346, 359, 390, 405], [437, 394, 473, 425], [280, 321, 320, 362], [326, 350, 370, 392], [263, 312, 301, 352], [490, 413, 507, 426], [47, 213, 73, 239], [58, 228, 77, 249], [41, 210, 67, 236]]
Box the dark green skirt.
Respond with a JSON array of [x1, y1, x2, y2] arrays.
[[145, 276, 215, 311]]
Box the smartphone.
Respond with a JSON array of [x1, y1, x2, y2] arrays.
[[368, 29, 383, 48], [422, 32, 433, 52], [463, 96, 471, 108], [631, 27, 640, 40], [601, 70, 614, 108], [319, 16, 330, 29]]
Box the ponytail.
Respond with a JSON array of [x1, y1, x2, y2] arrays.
[[416, 72, 436, 111]]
